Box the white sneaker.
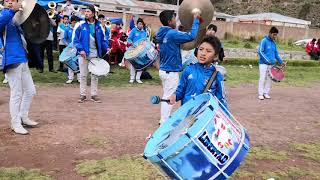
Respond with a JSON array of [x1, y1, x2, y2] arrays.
[[258, 95, 264, 100], [118, 63, 125, 67], [66, 79, 73, 84], [264, 94, 271, 99], [136, 80, 143, 84], [22, 117, 39, 126], [129, 79, 134, 83], [2, 79, 8, 84], [11, 124, 28, 135]]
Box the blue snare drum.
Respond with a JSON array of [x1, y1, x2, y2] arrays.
[[124, 39, 159, 71], [144, 93, 250, 180], [59, 44, 79, 72]]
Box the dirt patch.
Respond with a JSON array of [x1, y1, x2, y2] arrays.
[[0, 84, 319, 179]]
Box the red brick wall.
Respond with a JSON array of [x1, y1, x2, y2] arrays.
[[99, 11, 320, 41]]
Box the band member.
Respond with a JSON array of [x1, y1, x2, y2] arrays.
[[0, 35, 8, 84], [73, 5, 109, 103], [64, 15, 79, 84], [206, 24, 225, 63], [168, 36, 228, 109], [57, 15, 69, 71], [258, 26, 285, 100], [61, 0, 75, 16], [305, 38, 319, 60], [98, 14, 110, 42], [127, 18, 147, 84], [155, 10, 201, 124], [0, 0, 38, 135], [40, 18, 57, 73]]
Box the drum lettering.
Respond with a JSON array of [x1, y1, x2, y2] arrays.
[[198, 131, 229, 165]]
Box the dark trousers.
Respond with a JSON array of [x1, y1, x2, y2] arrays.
[[309, 52, 319, 60], [59, 45, 66, 70], [40, 40, 54, 71], [31, 43, 43, 69]]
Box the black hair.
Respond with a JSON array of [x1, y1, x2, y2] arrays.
[[159, 10, 175, 26], [98, 14, 105, 19], [269, 26, 279, 34], [86, 4, 96, 15], [137, 18, 145, 26], [195, 36, 221, 57], [63, 15, 69, 19], [207, 24, 217, 32], [312, 38, 316, 42], [70, 15, 78, 22]]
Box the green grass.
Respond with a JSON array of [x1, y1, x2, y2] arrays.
[[83, 136, 108, 149], [291, 142, 320, 163], [223, 40, 304, 52], [0, 167, 51, 180], [258, 167, 320, 180], [246, 146, 288, 161], [75, 155, 163, 180], [1, 59, 319, 88]]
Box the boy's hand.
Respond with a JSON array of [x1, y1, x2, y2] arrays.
[[192, 8, 202, 19], [168, 94, 177, 105]]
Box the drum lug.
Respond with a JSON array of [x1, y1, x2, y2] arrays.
[[142, 154, 148, 160]]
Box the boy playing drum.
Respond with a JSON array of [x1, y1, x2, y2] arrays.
[[168, 36, 228, 109]]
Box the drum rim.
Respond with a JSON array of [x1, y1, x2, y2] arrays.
[[88, 58, 110, 76]]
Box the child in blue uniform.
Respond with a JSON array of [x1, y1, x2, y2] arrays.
[[127, 18, 147, 84], [168, 36, 228, 110], [156, 10, 201, 124]]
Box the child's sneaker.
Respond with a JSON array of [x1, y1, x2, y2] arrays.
[[65, 79, 73, 84], [2, 79, 8, 84], [258, 95, 264, 100], [263, 94, 271, 99], [91, 95, 102, 103], [78, 95, 87, 103], [136, 80, 143, 84], [129, 79, 134, 83]]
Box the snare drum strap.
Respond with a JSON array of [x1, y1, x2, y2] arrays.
[[203, 70, 218, 93]]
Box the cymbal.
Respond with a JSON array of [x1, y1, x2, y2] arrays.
[[13, 0, 36, 25], [21, 3, 50, 44]]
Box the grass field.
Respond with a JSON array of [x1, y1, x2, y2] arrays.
[[0, 59, 319, 88]]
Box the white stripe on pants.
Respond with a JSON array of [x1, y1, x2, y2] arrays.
[[130, 64, 142, 80], [6, 62, 36, 126], [258, 64, 272, 96], [159, 70, 179, 122], [79, 56, 98, 96]]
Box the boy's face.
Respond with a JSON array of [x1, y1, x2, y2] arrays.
[[269, 32, 278, 40], [168, 15, 176, 29], [137, 22, 144, 30], [99, 17, 105, 24], [206, 29, 216, 37], [3, 0, 19, 9], [71, 20, 77, 27], [85, 9, 94, 20], [63, 17, 69, 24], [197, 42, 217, 65]]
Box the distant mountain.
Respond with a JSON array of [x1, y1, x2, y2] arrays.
[[142, 0, 320, 27]]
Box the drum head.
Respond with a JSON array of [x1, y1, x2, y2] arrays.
[[124, 38, 148, 60], [88, 58, 110, 76], [270, 67, 284, 82], [59, 44, 77, 62]]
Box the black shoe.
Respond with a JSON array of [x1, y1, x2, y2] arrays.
[[91, 95, 102, 103], [78, 95, 87, 103], [39, 69, 44, 73]]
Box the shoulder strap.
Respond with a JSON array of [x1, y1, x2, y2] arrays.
[[203, 70, 218, 93]]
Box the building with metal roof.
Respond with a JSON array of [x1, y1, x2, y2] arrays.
[[234, 13, 311, 28]]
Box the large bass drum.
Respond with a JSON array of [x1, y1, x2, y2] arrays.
[[144, 93, 250, 180]]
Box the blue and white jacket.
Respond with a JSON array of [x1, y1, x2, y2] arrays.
[[64, 26, 74, 45], [73, 20, 109, 57], [175, 63, 228, 110], [128, 27, 147, 45], [258, 36, 283, 65], [0, 9, 28, 71], [155, 18, 200, 72]]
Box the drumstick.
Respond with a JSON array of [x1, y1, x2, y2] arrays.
[[150, 96, 170, 104]]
